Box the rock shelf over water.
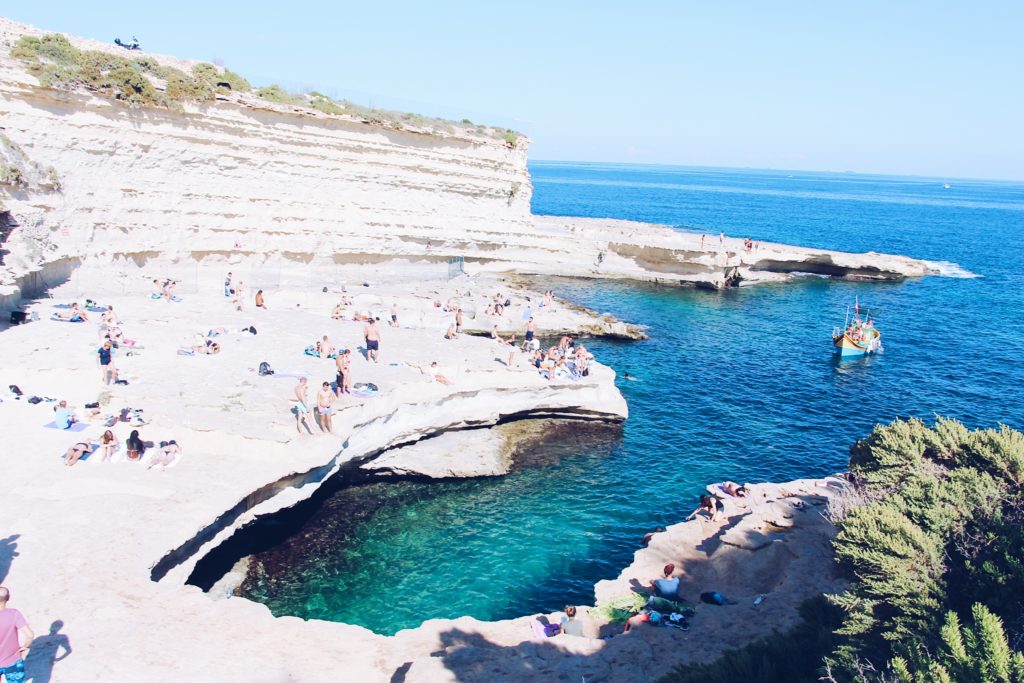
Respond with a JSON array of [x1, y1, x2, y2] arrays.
[[0, 16, 919, 682]]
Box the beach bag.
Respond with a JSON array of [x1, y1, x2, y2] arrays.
[[700, 591, 726, 606], [258, 361, 274, 376], [10, 310, 26, 324], [8, 385, 22, 396]]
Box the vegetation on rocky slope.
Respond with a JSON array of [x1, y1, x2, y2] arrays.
[[9, 33, 523, 144], [662, 417, 1024, 683]]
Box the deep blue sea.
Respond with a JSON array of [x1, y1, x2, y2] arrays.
[[240, 163, 1024, 634]]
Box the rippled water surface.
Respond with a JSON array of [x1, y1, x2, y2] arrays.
[[240, 164, 1024, 634]]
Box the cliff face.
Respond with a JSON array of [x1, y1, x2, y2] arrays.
[[0, 18, 533, 300], [0, 17, 938, 306]]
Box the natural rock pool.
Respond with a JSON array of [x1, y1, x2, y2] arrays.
[[227, 165, 1023, 634]]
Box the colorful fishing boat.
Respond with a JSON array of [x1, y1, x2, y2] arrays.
[[832, 302, 882, 357]]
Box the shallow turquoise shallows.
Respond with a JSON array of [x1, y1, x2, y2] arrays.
[[239, 163, 1024, 635]]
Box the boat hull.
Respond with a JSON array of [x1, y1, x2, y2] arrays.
[[833, 329, 881, 357]]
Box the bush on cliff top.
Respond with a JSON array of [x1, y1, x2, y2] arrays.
[[11, 34, 225, 108], [661, 418, 1024, 683], [9, 33, 515, 139]]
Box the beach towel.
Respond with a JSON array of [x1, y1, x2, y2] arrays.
[[61, 443, 98, 462], [43, 420, 88, 432], [304, 345, 337, 359], [50, 316, 85, 323], [93, 443, 123, 464], [267, 371, 311, 379], [530, 619, 559, 639], [140, 447, 184, 470], [52, 303, 73, 309], [86, 306, 106, 313]]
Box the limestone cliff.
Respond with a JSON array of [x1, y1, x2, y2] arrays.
[[0, 16, 939, 308]]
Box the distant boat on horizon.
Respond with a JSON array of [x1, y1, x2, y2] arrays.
[[944, 183, 952, 189]]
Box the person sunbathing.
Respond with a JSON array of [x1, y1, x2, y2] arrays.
[[99, 430, 119, 461], [316, 336, 335, 358], [56, 303, 87, 322], [428, 361, 452, 385], [126, 430, 145, 461], [148, 440, 181, 469], [65, 442, 92, 466], [721, 481, 748, 497], [686, 495, 720, 522], [331, 303, 344, 320]]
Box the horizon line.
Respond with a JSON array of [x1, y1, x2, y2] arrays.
[[529, 159, 1024, 185]]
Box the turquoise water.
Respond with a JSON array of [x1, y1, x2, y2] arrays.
[[239, 163, 1024, 635]]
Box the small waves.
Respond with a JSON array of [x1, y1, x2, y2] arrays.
[[923, 260, 982, 278]]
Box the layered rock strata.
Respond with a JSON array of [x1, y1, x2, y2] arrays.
[[0, 17, 938, 310]]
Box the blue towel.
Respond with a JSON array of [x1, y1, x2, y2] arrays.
[[50, 316, 85, 323], [52, 303, 73, 309], [61, 443, 98, 461], [44, 421, 88, 432], [86, 306, 106, 313]]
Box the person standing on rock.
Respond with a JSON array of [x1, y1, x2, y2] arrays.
[[97, 340, 116, 385], [455, 308, 463, 335], [224, 272, 232, 297], [390, 303, 399, 328], [364, 318, 381, 364], [339, 350, 352, 397], [316, 382, 336, 433], [293, 377, 314, 434], [525, 317, 536, 345], [0, 586, 34, 683]]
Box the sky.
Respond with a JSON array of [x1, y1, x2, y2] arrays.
[[6, 2, 1023, 180]]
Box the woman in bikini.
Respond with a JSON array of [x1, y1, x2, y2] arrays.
[[126, 430, 145, 462], [99, 430, 119, 462], [65, 442, 92, 466]]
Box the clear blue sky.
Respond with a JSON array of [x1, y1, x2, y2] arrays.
[[7, 2, 1023, 180]]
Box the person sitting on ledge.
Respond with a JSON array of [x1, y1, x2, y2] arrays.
[[560, 605, 584, 637], [649, 563, 681, 599], [686, 494, 720, 522], [255, 289, 267, 310]]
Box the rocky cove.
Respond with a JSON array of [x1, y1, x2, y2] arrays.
[[0, 17, 964, 683]]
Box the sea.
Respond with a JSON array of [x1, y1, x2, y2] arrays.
[[236, 162, 1024, 635]]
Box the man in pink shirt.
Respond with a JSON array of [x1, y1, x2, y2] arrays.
[[0, 586, 32, 683]]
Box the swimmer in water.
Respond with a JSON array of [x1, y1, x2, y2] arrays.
[[622, 371, 638, 381]]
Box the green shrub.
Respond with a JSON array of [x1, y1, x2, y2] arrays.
[[502, 130, 518, 146], [33, 34, 80, 65], [309, 96, 344, 115], [219, 69, 251, 92], [889, 605, 1024, 683], [164, 66, 215, 102], [255, 84, 302, 105], [0, 163, 26, 187]]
